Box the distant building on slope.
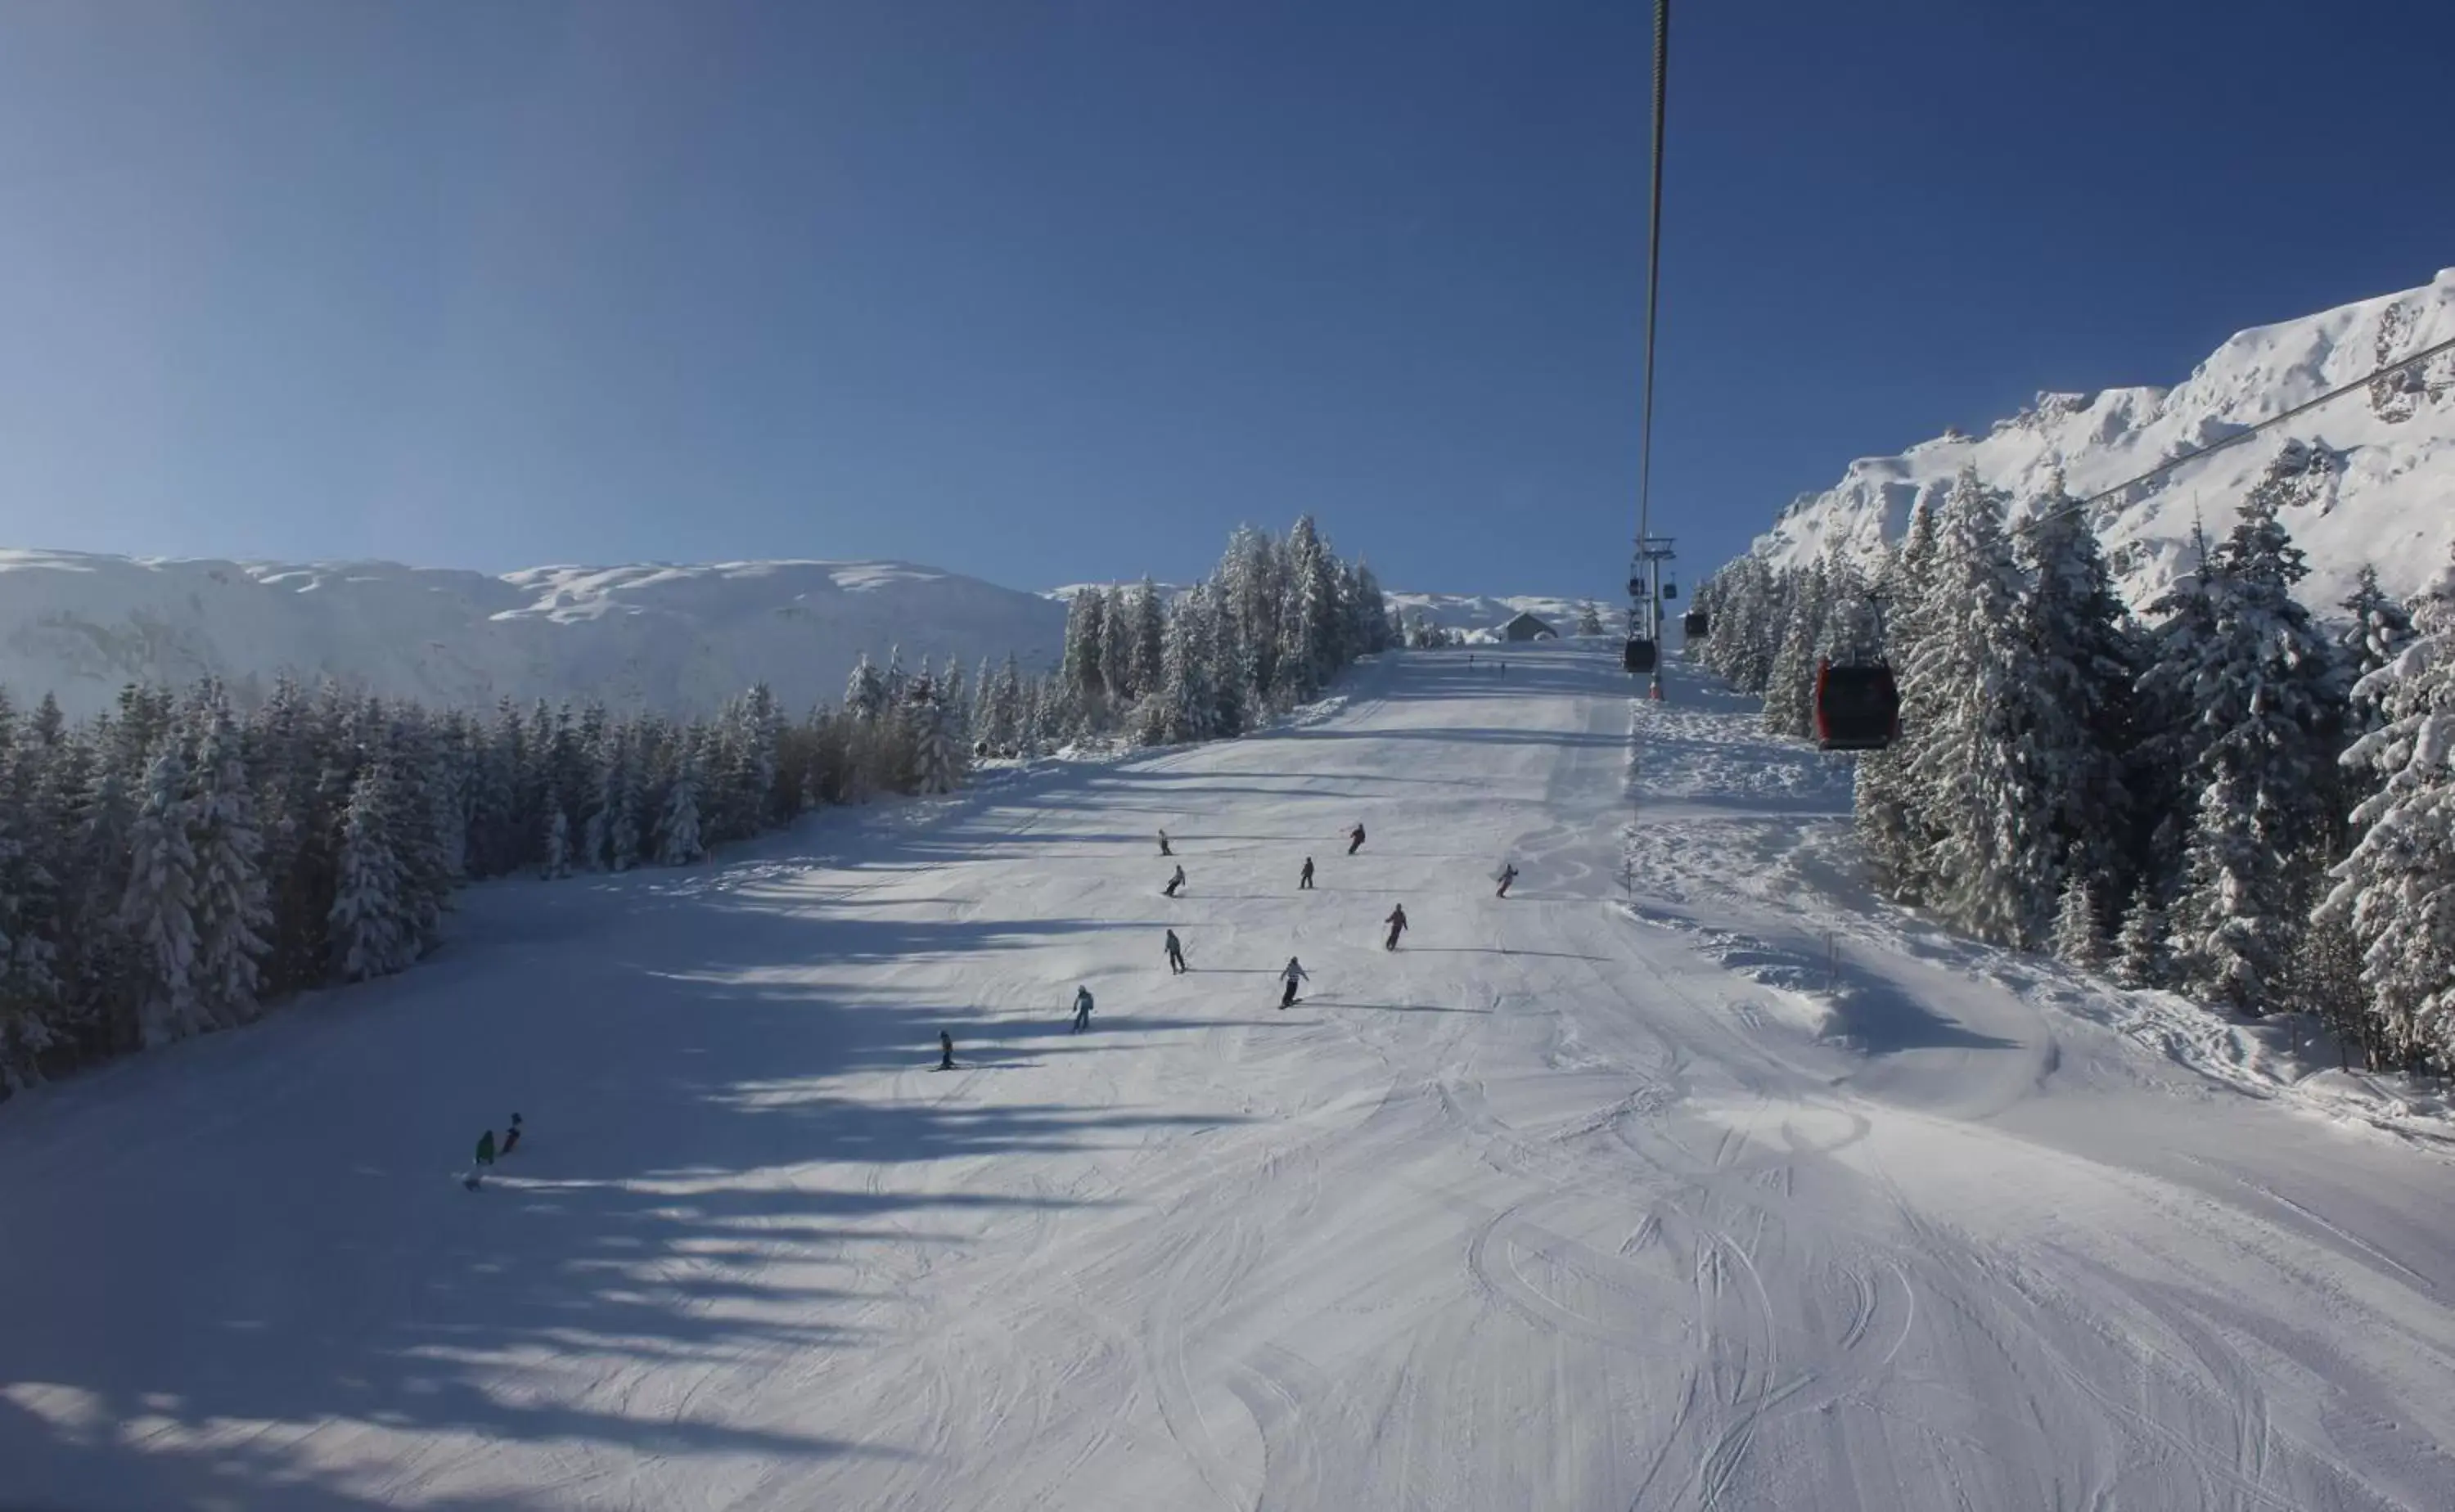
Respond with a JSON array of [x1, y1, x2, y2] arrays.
[[1499, 611, 1557, 642]]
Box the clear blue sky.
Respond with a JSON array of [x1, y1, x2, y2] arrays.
[[3, 1, 2450, 599]]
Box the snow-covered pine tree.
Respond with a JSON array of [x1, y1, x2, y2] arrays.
[[1100, 584, 1137, 709], [2162, 497, 2345, 1010], [1901, 469, 2055, 946], [912, 678, 966, 795], [121, 741, 205, 1046], [185, 697, 270, 1026], [328, 765, 412, 982], [1217, 526, 1284, 709], [936, 660, 970, 763], [1761, 560, 1829, 739], [605, 726, 643, 871], [1279, 515, 1345, 702], [1143, 585, 1220, 745], [1576, 600, 1605, 637], [845, 652, 888, 724], [2319, 549, 2455, 1069], [1061, 591, 1108, 731], [540, 787, 571, 880], [2013, 475, 2140, 909], [658, 738, 706, 866], [1854, 491, 1943, 903], [2339, 563, 2415, 743], [1133, 578, 1168, 700], [2050, 871, 2105, 970], [2112, 885, 2165, 988], [2131, 519, 2221, 893]]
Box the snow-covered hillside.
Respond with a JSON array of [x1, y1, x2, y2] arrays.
[[0, 551, 1066, 718], [1752, 267, 2455, 610], [1381, 590, 1602, 637], [9, 646, 2451, 1509]]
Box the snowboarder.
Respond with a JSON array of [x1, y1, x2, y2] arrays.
[[1496, 864, 1518, 898], [937, 1030, 956, 1070], [1383, 904, 1409, 952], [1072, 985, 1095, 1033], [1164, 864, 1187, 898], [1346, 823, 1367, 856], [464, 1128, 497, 1190], [1298, 857, 1316, 890], [1158, 829, 1173, 857], [1164, 929, 1188, 974], [500, 1113, 524, 1154], [1279, 956, 1309, 1009]]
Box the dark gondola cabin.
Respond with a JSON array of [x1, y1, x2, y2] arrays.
[[1813, 659, 1899, 751], [1682, 610, 1709, 639], [1624, 637, 1659, 674]]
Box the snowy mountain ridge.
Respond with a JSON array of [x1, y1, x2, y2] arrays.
[[0, 550, 1068, 719], [1750, 267, 2455, 611]]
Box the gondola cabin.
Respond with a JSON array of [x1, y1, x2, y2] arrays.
[[1813, 659, 1899, 751], [1682, 610, 1709, 640], [1623, 637, 1660, 675]]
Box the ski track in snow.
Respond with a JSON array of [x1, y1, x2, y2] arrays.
[[5, 646, 2455, 1510]]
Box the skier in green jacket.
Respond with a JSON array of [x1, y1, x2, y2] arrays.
[[465, 1128, 498, 1190]]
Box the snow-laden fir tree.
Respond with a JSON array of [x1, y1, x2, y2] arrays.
[[2051, 869, 2106, 970], [845, 652, 888, 724], [1761, 558, 1829, 739], [1100, 584, 1137, 707], [2339, 563, 2415, 743], [1900, 469, 2056, 946], [2161, 497, 2345, 1010], [1132, 578, 1168, 700], [2112, 884, 2165, 988], [1061, 591, 1107, 729], [2319, 549, 2455, 1068], [2012, 475, 2140, 907], [2132, 519, 2223, 891], [1143, 585, 1221, 745], [540, 791, 571, 880], [121, 742, 205, 1046], [912, 680, 966, 795], [1853, 497, 1944, 902], [185, 697, 270, 1026], [328, 765, 415, 983], [1576, 600, 1605, 637], [657, 739, 706, 866], [1279, 515, 1345, 703]]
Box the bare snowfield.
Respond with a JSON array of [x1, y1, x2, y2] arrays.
[[5, 645, 2453, 1510]]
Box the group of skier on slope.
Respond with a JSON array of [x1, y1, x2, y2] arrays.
[[1106, 821, 1496, 1020]]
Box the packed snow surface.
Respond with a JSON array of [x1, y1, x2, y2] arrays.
[[1754, 267, 2455, 610], [0, 551, 1066, 718], [6, 646, 2454, 1510]]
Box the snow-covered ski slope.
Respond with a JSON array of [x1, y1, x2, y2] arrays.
[[7, 646, 2455, 1510]]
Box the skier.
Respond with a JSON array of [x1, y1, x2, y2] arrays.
[[1164, 929, 1189, 974], [1383, 904, 1409, 952], [1298, 857, 1316, 890], [1346, 823, 1367, 856], [1072, 985, 1095, 1033], [464, 1127, 497, 1190], [1164, 864, 1187, 898], [937, 1030, 956, 1070], [1158, 829, 1173, 857], [1496, 864, 1518, 898], [1279, 956, 1309, 1009], [500, 1112, 524, 1154]]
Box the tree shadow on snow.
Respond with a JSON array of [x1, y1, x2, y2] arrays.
[[0, 875, 1265, 1512]]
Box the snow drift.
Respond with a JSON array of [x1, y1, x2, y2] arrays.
[[0, 551, 1067, 718], [1751, 267, 2455, 610]]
